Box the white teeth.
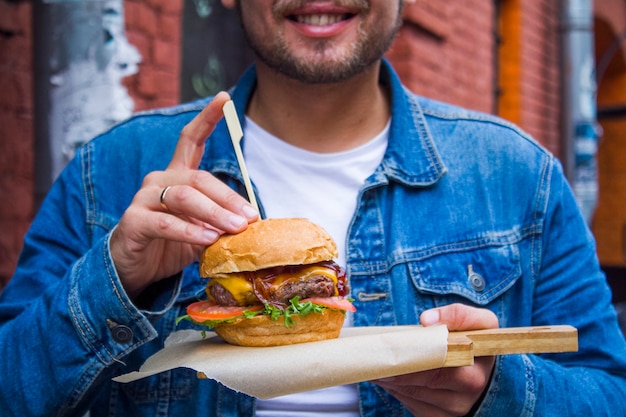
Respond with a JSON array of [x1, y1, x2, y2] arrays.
[[296, 14, 345, 26]]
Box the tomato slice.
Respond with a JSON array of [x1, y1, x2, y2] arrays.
[[304, 296, 356, 312], [186, 300, 263, 323]]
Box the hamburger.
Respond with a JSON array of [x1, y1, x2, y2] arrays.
[[180, 218, 355, 347]]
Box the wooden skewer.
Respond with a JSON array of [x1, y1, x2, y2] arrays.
[[223, 100, 260, 214]]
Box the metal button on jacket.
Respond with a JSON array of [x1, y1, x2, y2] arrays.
[[107, 319, 133, 344], [467, 265, 486, 292]]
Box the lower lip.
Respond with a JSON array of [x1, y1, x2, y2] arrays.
[[288, 17, 354, 38]]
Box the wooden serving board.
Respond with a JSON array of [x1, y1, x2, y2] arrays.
[[444, 325, 578, 367]]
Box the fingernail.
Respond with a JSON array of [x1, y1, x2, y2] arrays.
[[202, 229, 219, 243], [229, 214, 247, 228], [242, 204, 259, 220], [421, 309, 440, 326]]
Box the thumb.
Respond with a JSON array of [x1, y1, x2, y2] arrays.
[[420, 303, 499, 331], [168, 91, 231, 170]]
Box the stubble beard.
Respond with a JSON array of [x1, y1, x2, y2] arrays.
[[240, 5, 403, 84]]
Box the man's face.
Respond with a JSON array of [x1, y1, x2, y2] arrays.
[[233, 0, 405, 84]]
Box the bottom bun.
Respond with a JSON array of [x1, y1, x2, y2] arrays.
[[214, 309, 345, 347]]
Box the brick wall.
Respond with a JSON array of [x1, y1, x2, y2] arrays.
[[0, 0, 183, 289], [124, 0, 183, 111], [387, 0, 496, 114], [387, 0, 562, 153], [594, 1, 626, 267], [524, 0, 560, 153], [0, 0, 33, 288], [497, 0, 562, 154]]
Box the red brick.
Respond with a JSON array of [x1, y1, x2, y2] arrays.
[[403, 2, 451, 39], [147, 0, 183, 14], [153, 38, 179, 72], [124, 1, 142, 27], [0, 71, 32, 113], [158, 13, 182, 43], [152, 96, 179, 109], [132, 96, 151, 112], [0, 35, 32, 71], [592, 221, 626, 266], [0, 173, 33, 219], [127, 30, 151, 66], [0, 112, 33, 177], [0, 2, 18, 33], [126, 2, 158, 37], [152, 69, 179, 96], [134, 69, 159, 98], [0, 219, 29, 288]]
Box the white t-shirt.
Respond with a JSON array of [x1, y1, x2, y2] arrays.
[[243, 116, 389, 417]]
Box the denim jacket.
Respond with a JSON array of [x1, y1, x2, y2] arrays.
[[1, 60, 625, 417]]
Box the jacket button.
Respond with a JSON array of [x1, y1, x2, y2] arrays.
[[107, 319, 133, 344], [111, 325, 133, 343], [469, 272, 486, 292]]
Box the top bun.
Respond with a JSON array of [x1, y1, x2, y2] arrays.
[[200, 218, 337, 277]]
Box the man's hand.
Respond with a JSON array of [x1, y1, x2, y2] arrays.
[[110, 92, 259, 298], [374, 303, 498, 417]]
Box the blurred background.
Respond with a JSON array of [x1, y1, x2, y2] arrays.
[[0, 1, 624, 327]]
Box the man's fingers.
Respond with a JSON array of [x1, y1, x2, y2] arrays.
[[420, 303, 499, 331], [144, 170, 257, 234], [376, 360, 491, 395], [378, 385, 468, 417], [169, 91, 232, 170], [154, 184, 250, 233]]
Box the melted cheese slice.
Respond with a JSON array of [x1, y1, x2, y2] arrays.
[[208, 265, 338, 305]]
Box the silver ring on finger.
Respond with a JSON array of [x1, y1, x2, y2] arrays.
[[159, 185, 172, 212]]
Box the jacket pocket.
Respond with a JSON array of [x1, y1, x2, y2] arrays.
[[119, 370, 194, 404], [408, 241, 522, 306]]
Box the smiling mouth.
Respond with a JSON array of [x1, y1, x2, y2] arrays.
[[289, 13, 354, 26]]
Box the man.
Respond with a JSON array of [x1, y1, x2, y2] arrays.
[[1, 1, 625, 416]]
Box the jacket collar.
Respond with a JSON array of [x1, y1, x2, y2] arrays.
[[380, 59, 447, 187], [201, 59, 447, 188]]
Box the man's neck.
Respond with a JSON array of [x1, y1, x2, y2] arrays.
[[246, 60, 391, 153]]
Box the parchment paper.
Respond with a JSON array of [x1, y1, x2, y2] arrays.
[[114, 325, 448, 399]]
